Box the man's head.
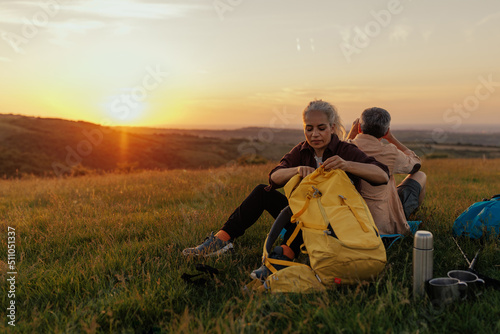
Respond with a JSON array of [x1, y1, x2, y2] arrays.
[[360, 107, 391, 138]]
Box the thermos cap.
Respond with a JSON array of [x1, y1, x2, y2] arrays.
[[414, 230, 433, 250]]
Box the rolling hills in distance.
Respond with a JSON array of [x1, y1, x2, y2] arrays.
[[0, 113, 499, 178]]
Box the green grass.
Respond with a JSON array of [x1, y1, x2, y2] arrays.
[[1, 159, 500, 333]]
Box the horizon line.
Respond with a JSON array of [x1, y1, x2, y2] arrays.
[[1, 113, 499, 133]]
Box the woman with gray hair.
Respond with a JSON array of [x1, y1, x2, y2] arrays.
[[183, 100, 390, 258], [303, 99, 346, 138]]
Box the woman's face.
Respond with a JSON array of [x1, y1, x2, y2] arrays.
[[303, 110, 335, 154]]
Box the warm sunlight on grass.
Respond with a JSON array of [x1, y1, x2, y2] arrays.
[[0, 159, 499, 332]]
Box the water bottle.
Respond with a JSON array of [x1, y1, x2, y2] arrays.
[[413, 230, 433, 299]]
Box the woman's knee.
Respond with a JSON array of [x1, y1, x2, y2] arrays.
[[246, 184, 269, 200], [252, 184, 268, 193]]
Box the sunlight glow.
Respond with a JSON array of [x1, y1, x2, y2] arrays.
[[102, 89, 149, 125], [119, 129, 130, 163], [1, 1, 499, 129]]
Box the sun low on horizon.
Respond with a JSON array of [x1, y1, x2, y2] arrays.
[[1, 0, 500, 131]]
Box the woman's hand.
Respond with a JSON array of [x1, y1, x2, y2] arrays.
[[322, 156, 349, 171], [271, 166, 315, 186], [322, 155, 388, 184], [297, 166, 315, 178]]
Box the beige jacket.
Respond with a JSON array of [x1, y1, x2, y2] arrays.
[[349, 134, 421, 235]]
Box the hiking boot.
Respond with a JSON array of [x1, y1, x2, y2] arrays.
[[250, 246, 292, 282], [182, 232, 234, 257]]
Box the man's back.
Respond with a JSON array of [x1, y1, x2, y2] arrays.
[[350, 134, 420, 234]]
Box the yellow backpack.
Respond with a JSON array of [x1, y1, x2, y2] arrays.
[[263, 167, 387, 293]]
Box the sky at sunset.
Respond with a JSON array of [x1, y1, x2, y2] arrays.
[[1, 0, 499, 131]]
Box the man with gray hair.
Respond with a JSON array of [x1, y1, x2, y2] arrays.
[[347, 107, 426, 235]]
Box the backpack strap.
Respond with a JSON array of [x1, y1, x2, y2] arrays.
[[290, 185, 322, 222], [265, 256, 308, 274], [285, 221, 303, 247], [339, 195, 370, 232], [181, 264, 220, 285], [286, 184, 329, 248], [262, 231, 308, 274], [290, 193, 313, 223], [263, 167, 329, 274]]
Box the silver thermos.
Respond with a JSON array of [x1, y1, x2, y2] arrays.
[[413, 230, 433, 298]]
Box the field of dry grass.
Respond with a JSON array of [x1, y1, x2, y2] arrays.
[[1, 159, 499, 333]]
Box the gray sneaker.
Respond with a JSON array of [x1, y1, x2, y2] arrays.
[[250, 246, 292, 282], [182, 232, 234, 257]]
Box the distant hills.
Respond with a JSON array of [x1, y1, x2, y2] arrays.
[[114, 125, 500, 147], [0, 114, 499, 178], [0, 114, 296, 178]]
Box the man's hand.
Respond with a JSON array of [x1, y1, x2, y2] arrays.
[[383, 128, 412, 153], [383, 128, 395, 142], [347, 118, 360, 140]]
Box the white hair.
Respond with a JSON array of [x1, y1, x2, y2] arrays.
[[302, 100, 346, 139]]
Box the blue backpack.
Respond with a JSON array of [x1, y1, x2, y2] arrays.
[[452, 194, 500, 239]]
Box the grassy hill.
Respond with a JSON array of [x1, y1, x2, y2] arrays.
[[0, 115, 294, 178], [1, 114, 499, 178], [0, 159, 499, 333]]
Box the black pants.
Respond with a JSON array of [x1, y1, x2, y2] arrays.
[[221, 184, 289, 239]]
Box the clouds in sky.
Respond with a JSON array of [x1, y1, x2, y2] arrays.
[[389, 25, 412, 42], [59, 0, 208, 20], [465, 11, 500, 42], [475, 11, 500, 27], [1, 0, 208, 21], [0, 0, 210, 49], [1, 0, 499, 128]]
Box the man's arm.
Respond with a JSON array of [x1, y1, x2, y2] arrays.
[[384, 129, 421, 174], [346, 118, 360, 140], [384, 129, 412, 154]]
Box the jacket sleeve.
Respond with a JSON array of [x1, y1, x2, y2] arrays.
[[393, 146, 421, 174], [338, 141, 390, 185], [266, 144, 303, 191]]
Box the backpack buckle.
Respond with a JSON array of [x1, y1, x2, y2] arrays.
[[312, 186, 322, 198]]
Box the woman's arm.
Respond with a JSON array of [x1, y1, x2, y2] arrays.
[[270, 166, 315, 187], [322, 156, 389, 185]]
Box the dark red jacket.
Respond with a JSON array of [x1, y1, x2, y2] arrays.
[[267, 134, 389, 191]]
